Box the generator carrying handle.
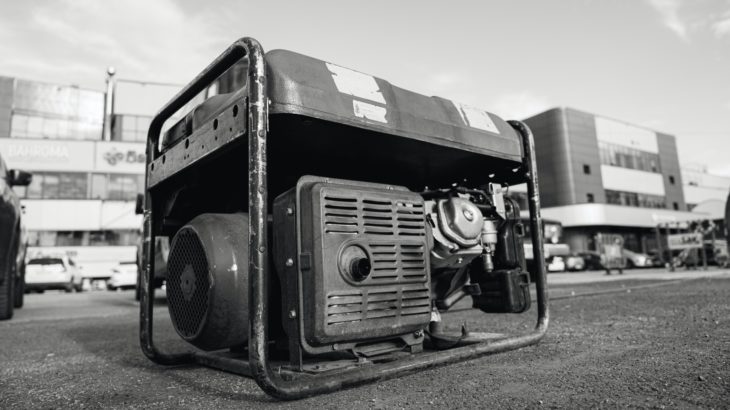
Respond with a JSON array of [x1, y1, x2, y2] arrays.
[[139, 37, 262, 366], [145, 38, 254, 159], [246, 105, 550, 399]]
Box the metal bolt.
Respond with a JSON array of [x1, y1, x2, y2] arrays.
[[286, 207, 294, 215], [285, 258, 294, 267], [288, 310, 296, 319], [463, 208, 474, 221], [414, 330, 424, 338]]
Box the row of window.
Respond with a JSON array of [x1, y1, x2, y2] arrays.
[[598, 141, 662, 174], [9, 112, 152, 142], [13, 79, 104, 121], [11, 113, 103, 141], [605, 189, 669, 209], [111, 114, 151, 142], [27, 230, 140, 247], [12, 172, 143, 201]]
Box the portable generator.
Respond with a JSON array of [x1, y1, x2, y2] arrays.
[[140, 37, 548, 400]]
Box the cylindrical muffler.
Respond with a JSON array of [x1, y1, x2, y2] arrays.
[[166, 213, 249, 351]]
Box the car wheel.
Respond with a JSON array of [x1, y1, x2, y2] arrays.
[[64, 283, 74, 293], [626, 259, 635, 269], [0, 261, 15, 320], [13, 264, 24, 308]]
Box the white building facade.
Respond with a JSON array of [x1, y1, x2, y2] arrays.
[[0, 75, 149, 274]]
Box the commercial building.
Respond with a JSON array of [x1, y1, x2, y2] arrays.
[[682, 164, 730, 212], [0, 75, 148, 273], [517, 107, 704, 254]]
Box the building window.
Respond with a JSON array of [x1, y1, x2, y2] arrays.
[[89, 173, 144, 201], [673, 202, 679, 210], [586, 193, 594, 203], [15, 172, 88, 199], [111, 114, 152, 142], [14, 172, 143, 200], [107, 174, 143, 201], [668, 175, 675, 185], [10, 113, 102, 140], [9, 79, 103, 140], [597, 141, 662, 173], [583, 164, 591, 175], [25, 230, 141, 247], [605, 189, 666, 209]]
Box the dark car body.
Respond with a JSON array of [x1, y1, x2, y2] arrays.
[[134, 194, 168, 300], [577, 251, 605, 271], [0, 153, 32, 320]]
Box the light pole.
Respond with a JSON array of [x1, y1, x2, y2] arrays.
[[101, 67, 184, 141], [102, 66, 116, 141]]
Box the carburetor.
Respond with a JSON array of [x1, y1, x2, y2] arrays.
[[424, 183, 528, 312]]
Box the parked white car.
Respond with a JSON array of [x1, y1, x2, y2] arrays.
[[546, 255, 566, 272], [25, 256, 82, 293], [623, 249, 654, 268], [107, 262, 138, 291]]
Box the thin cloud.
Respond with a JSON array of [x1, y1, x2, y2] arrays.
[[0, 0, 231, 92], [711, 11, 730, 38], [645, 0, 689, 41], [489, 91, 552, 121], [708, 162, 730, 177]]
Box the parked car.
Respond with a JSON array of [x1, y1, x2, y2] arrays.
[[25, 255, 83, 293], [673, 241, 729, 268], [0, 153, 32, 320], [134, 194, 168, 300], [546, 255, 566, 272], [577, 251, 605, 271], [565, 254, 586, 271], [622, 249, 654, 268], [107, 261, 139, 291]]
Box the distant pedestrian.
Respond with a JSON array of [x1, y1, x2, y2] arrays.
[[604, 238, 624, 275]]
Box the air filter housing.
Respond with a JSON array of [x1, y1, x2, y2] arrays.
[[166, 213, 249, 351]]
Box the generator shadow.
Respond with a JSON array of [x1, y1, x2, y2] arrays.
[[61, 316, 273, 403]]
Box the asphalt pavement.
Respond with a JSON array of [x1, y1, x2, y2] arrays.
[[1, 268, 729, 408]]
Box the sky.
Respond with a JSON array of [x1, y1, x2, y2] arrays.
[[0, 0, 728, 175]]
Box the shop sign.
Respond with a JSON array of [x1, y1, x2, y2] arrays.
[[94, 142, 146, 173], [0, 138, 95, 171], [667, 233, 703, 250]]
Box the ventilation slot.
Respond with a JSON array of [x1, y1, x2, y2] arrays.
[[324, 195, 359, 234], [326, 286, 431, 325], [396, 201, 425, 237]]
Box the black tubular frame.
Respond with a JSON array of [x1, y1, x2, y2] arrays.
[[140, 37, 549, 400]]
